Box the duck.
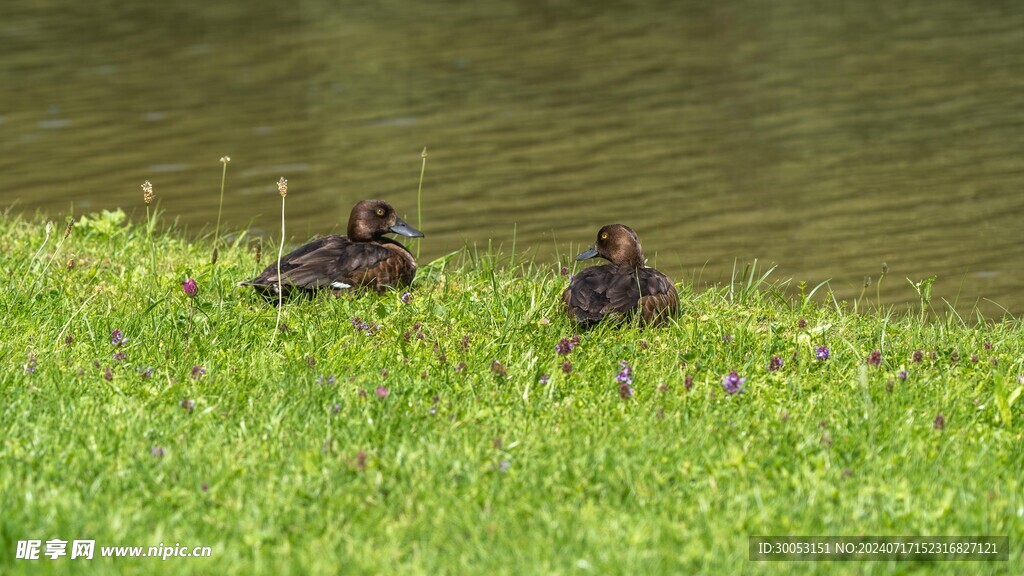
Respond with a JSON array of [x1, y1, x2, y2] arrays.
[[240, 199, 423, 298], [563, 224, 679, 326]]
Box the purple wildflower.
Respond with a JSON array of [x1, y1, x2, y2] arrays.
[[375, 386, 389, 399], [331, 403, 341, 415], [912, 349, 923, 363], [897, 370, 908, 381], [491, 360, 507, 375], [539, 374, 550, 385], [562, 360, 573, 374], [616, 361, 633, 385], [555, 337, 576, 356], [984, 342, 993, 350], [64, 335, 74, 346], [401, 291, 412, 304], [560, 266, 569, 277], [721, 371, 745, 395], [767, 355, 783, 372], [113, 351, 127, 362], [797, 318, 807, 329], [454, 361, 466, 373], [191, 365, 206, 379], [350, 317, 379, 336], [317, 374, 336, 386], [950, 350, 959, 363], [815, 346, 830, 361], [722, 334, 734, 343], [103, 367, 113, 381], [150, 446, 165, 458], [684, 374, 694, 391], [499, 460, 511, 473], [616, 361, 634, 399], [971, 354, 979, 363], [24, 353, 37, 374], [111, 329, 124, 347], [181, 278, 198, 297], [933, 413, 945, 430], [867, 349, 882, 367], [139, 366, 154, 378], [181, 398, 195, 412], [355, 451, 367, 471]]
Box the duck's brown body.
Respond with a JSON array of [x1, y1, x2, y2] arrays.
[[240, 200, 422, 298], [563, 224, 678, 326]]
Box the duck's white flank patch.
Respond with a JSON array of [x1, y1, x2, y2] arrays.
[[330, 282, 352, 290]]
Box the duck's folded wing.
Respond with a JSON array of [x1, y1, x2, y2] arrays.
[[564, 266, 644, 322], [249, 236, 394, 289]]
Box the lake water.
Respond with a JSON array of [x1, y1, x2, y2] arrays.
[[3, 1, 1023, 315]]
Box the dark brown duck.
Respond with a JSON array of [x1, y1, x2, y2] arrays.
[[240, 200, 423, 298], [563, 224, 679, 326]]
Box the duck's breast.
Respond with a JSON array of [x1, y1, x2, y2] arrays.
[[344, 239, 417, 291]]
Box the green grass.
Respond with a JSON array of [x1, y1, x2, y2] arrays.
[[1, 210, 1022, 575]]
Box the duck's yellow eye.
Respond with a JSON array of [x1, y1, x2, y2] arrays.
[[376, 208, 385, 217], [600, 232, 608, 240]]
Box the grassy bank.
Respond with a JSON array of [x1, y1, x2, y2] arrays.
[[1, 209, 1022, 575]]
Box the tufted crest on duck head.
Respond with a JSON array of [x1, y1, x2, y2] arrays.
[[347, 200, 424, 242], [578, 224, 645, 268]]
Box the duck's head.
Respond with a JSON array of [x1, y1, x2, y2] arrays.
[[347, 200, 424, 241], [576, 224, 645, 268]]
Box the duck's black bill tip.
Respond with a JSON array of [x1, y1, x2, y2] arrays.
[[575, 246, 599, 261], [390, 218, 424, 238]]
